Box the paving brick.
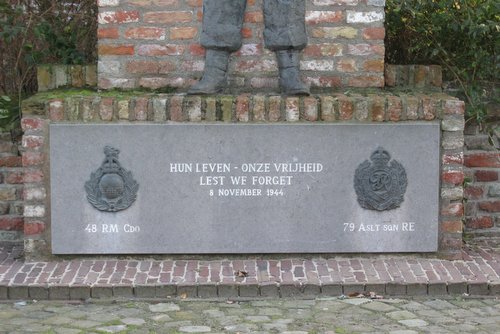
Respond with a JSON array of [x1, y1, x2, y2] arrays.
[[0, 284, 8, 299], [280, 283, 302, 298], [28, 285, 49, 300], [321, 283, 342, 296], [91, 285, 113, 299], [198, 284, 217, 298], [177, 284, 197, 299], [406, 283, 428, 296], [468, 282, 489, 295], [239, 284, 259, 298], [447, 282, 467, 295], [49, 285, 70, 300], [217, 284, 238, 299], [428, 282, 448, 295], [134, 284, 157, 298], [385, 283, 407, 295], [155, 284, 176, 298], [69, 285, 91, 300], [303, 284, 321, 296], [343, 283, 365, 295], [365, 283, 386, 294], [259, 283, 279, 297], [489, 282, 500, 295], [9, 285, 29, 300]]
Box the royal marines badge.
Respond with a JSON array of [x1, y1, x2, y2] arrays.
[[85, 146, 139, 212], [354, 147, 407, 211]]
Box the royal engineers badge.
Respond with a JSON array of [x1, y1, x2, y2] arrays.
[[85, 146, 139, 212], [354, 147, 407, 211]]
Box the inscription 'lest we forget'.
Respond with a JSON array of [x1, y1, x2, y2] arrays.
[[50, 123, 440, 254], [170, 162, 324, 197]]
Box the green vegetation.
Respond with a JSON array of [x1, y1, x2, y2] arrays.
[[0, 0, 97, 130], [386, 0, 499, 124]]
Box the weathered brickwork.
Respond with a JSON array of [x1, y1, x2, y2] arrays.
[[464, 124, 500, 236], [20, 91, 465, 259], [385, 64, 442, 90], [0, 132, 23, 243], [97, 0, 386, 91], [37, 65, 97, 92]]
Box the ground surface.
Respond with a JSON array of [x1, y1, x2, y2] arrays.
[[0, 296, 499, 334]]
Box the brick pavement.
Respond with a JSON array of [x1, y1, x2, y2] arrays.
[[0, 241, 499, 300]]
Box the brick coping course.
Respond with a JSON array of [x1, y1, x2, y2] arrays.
[[1, 241, 499, 300]]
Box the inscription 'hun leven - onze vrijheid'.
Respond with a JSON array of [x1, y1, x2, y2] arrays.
[[169, 162, 324, 197]]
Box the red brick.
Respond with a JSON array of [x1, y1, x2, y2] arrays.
[[236, 95, 250, 122], [22, 135, 44, 149], [337, 96, 354, 120], [98, 27, 119, 39], [24, 221, 45, 235], [170, 27, 197, 40], [144, 11, 192, 24], [5, 172, 23, 184], [441, 221, 463, 233], [306, 11, 343, 25], [442, 153, 464, 165], [98, 44, 135, 56], [241, 27, 252, 39], [100, 98, 115, 121], [441, 203, 464, 217], [137, 44, 184, 56], [348, 76, 384, 88], [464, 186, 484, 200], [478, 201, 500, 212], [363, 59, 384, 72], [370, 96, 385, 122], [23, 170, 44, 183], [49, 100, 64, 121], [466, 216, 493, 229], [189, 44, 205, 56], [21, 118, 45, 132], [99, 11, 140, 24], [244, 11, 263, 23], [0, 156, 22, 167], [22, 152, 44, 166], [134, 98, 149, 121], [363, 27, 385, 40], [0, 216, 23, 231], [465, 153, 500, 168], [442, 170, 464, 186], [444, 100, 465, 115], [387, 96, 402, 121], [303, 44, 343, 57], [474, 170, 498, 182], [124, 27, 165, 40]]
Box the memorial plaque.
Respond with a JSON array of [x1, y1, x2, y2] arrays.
[[50, 123, 440, 254]]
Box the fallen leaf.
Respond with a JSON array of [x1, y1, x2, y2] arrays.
[[348, 292, 364, 298], [235, 270, 248, 278], [180, 293, 187, 299]]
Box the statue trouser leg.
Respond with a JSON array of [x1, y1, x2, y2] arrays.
[[263, 0, 309, 95], [188, 0, 246, 95]]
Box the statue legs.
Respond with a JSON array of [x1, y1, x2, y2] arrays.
[[188, 0, 309, 95]]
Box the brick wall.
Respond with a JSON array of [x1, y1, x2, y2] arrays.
[[20, 90, 465, 259], [97, 0, 386, 92], [464, 124, 500, 236], [0, 132, 24, 244]]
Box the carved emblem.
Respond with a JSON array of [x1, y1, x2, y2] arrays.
[[354, 147, 407, 211], [85, 146, 139, 212]]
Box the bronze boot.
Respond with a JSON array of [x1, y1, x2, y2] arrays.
[[275, 50, 310, 96], [188, 49, 230, 95]]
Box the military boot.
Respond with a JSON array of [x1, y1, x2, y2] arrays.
[[188, 49, 230, 95], [275, 50, 310, 96]]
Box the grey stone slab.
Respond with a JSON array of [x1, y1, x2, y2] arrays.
[[50, 123, 440, 254], [69, 285, 90, 300], [9, 286, 28, 300], [49, 285, 70, 300]]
